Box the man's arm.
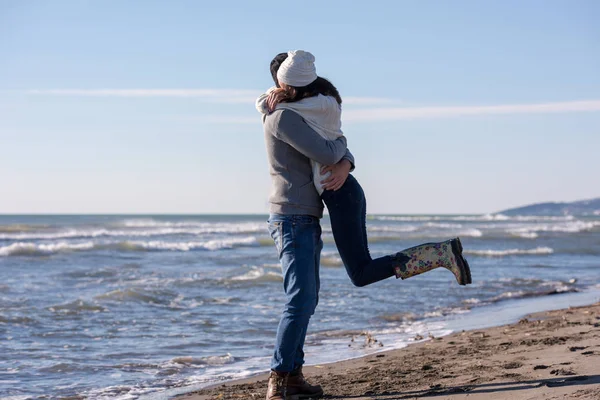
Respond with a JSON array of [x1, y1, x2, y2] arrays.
[[269, 109, 348, 165], [255, 93, 269, 115], [342, 149, 355, 171], [255, 86, 277, 115]]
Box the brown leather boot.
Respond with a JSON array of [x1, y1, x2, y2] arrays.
[[286, 366, 324, 398], [266, 371, 288, 400]]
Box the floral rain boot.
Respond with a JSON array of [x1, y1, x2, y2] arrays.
[[392, 237, 472, 285]]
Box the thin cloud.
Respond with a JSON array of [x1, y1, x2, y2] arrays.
[[343, 97, 395, 105], [25, 88, 396, 105], [24, 90, 600, 122], [344, 100, 600, 122], [170, 115, 260, 124], [25, 89, 259, 103]]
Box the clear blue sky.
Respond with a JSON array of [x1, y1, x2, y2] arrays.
[[1, 0, 599, 214]]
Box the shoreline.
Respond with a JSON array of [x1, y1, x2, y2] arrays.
[[176, 298, 600, 400]]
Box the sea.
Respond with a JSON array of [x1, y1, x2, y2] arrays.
[[1, 213, 599, 399]]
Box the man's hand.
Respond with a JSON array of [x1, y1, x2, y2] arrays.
[[321, 159, 352, 191], [267, 88, 287, 112]]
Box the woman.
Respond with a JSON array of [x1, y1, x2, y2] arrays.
[[256, 50, 472, 288]]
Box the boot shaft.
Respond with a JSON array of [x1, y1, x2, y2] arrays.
[[266, 368, 324, 399], [266, 371, 287, 400], [392, 238, 471, 285]]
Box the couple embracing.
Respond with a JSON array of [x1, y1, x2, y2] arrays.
[[256, 50, 472, 400]]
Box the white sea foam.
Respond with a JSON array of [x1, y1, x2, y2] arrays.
[[509, 215, 575, 221], [456, 214, 510, 221], [0, 237, 259, 256], [373, 216, 438, 222], [24, 216, 578, 245], [489, 284, 575, 303], [120, 219, 264, 232], [424, 222, 463, 229], [229, 267, 281, 282], [509, 230, 539, 239], [372, 214, 504, 221], [458, 228, 483, 237], [124, 237, 259, 252], [321, 255, 343, 267], [0, 242, 95, 256], [507, 220, 600, 238], [170, 353, 235, 366], [372, 214, 577, 222], [368, 225, 418, 233], [367, 226, 482, 237], [464, 246, 554, 257], [0, 223, 265, 240]]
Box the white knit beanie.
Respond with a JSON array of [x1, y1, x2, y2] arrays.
[[277, 50, 318, 87]]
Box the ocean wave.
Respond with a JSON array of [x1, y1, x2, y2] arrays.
[[0, 237, 261, 256], [229, 267, 282, 283], [508, 215, 575, 221], [464, 246, 554, 257], [372, 214, 509, 222], [321, 255, 343, 267], [170, 353, 236, 366], [38, 362, 82, 373], [0, 315, 40, 325], [0, 223, 50, 233], [371, 214, 577, 222], [379, 312, 417, 322], [367, 226, 418, 233], [6, 216, 591, 242], [0, 242, 95, 256], [120, 237, 259, 252], [47, 299, 107, 314], [424, 222, 463, 229], [367, 226, 482, 238], [120, 219, 265, 232], [489, 287, 578, 303], [0, 395, 30, 400], [507, 221, 600, 237], [509, 231, 539, 239], [450, 214, 511, 221], [372, 216, 437, 222], [456, 228, 483, 237], [95, 288, 176, 305], [0, 224, 266, 240]]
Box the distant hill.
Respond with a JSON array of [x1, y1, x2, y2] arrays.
[[499, 198, 600, 216]]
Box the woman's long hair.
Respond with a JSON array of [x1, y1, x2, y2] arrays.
[[283, 77, 343, 105]]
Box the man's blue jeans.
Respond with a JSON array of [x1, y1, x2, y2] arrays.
[[267, 214, 323, 372]]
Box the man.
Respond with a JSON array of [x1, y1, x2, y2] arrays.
[[261, 52, 354, 399]]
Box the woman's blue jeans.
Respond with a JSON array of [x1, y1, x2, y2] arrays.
[[321, 174, 396, 287], [268, 214, 323, 372]]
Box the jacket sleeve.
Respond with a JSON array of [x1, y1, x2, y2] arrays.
[[255, 86, 277, 115], [342, 149, 356, 171], [269, 109, 348, 166]]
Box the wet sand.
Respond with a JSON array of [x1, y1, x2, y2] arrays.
[[178, 302, 600, 400]]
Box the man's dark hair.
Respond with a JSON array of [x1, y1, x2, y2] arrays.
[[269, 52, 342, 105], [270, 53, 288, 87]]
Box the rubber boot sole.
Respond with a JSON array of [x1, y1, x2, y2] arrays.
[[451, 237, 472, 285]]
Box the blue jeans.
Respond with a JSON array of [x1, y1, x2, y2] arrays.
[[268, 214, 323, 372], [321, 174, 396, 286]]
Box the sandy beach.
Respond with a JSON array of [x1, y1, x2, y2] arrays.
[[178, 302, 600, 400]]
